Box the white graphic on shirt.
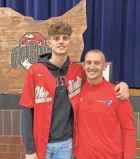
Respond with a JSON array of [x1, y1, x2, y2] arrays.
[[68, 76, 81, 98], [38, 73, 44, 76], [35, 86, 52, 103], [96, 100, 106, 103]]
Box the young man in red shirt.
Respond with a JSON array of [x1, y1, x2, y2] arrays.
[[20, 22, 129, 159], [75, 50, 135, 159]]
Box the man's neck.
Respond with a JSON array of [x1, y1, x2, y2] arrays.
[[87, 76, 103, 85], [49, 53, 67, 67]]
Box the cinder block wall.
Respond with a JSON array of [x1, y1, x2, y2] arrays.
[[0, 110, 25, 159]]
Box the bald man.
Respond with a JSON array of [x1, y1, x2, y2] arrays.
[[75, 50, 135, 159]]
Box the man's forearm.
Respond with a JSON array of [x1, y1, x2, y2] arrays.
[[117, 100, 135, 159], [123, 132, 135, 159], [21, 106, 36, 154]]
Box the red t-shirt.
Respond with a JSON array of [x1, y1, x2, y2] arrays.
[[77, 80, 135, 159]]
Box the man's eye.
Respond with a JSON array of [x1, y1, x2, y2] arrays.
[[95, 62, 100, 65], [63, 36, 69, 41], [54, 36, 60, 41], [86, 61, 91, 65]]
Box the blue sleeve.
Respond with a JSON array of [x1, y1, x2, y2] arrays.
[[21, 106, 36, 154]]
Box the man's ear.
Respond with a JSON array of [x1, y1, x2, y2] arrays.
[[69, 38, 72, 44], [47, 39, 52, 48], [83, 62, 85, 70], [104, 63, 107, 71]]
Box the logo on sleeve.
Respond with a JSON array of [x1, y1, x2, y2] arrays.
[[68, 76, 81, 98], [35, 86, 52, 104]]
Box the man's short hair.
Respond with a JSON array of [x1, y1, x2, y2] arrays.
[[87, 49, 103, 54], [86, 49, 106, 62], [48, 21, 73, 36]]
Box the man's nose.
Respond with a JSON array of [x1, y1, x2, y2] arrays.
[[59, 37, 64, 43], [90, 63, 95, 69]]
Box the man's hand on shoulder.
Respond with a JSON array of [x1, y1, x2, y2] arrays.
[[26, 153, 38, 159], [114, 82, 129, 99]]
